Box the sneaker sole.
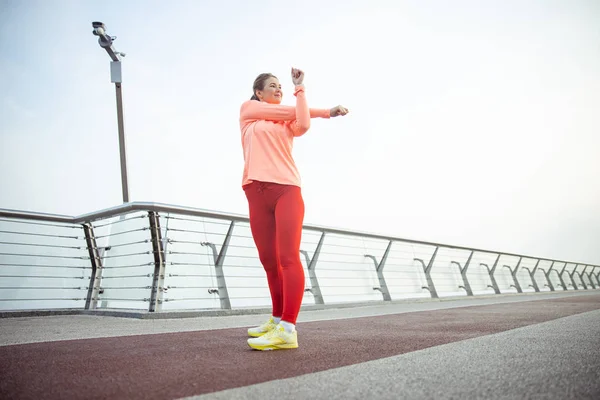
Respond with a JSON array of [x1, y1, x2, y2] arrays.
[[247, 331, 269, 338], [248, 342, 299, 351]]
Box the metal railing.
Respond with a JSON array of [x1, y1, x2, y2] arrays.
[[1, 202, 599, 313]]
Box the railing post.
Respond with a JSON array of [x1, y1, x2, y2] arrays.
[[148, 211, 166, 312], [567, 264, 578, 290], [364, 240, 393, 301], [577, 265, 589, 290], [503, 257, 523, 293], [584, 266, 595, 289], [450, 251, 474, 296], [557, 263, 569, 290], [539, 267, 555, 291], [523, 259, 541, 292], [588, 266, 599, 289], [544, 261, 556, 291], [83, 222, 103, 310], [201, 221, 234, 310], [480, 254, 501, 294], [563, 263, 578, 290], [414, 246, 439, 298], [299, 232, 325, 305], [588, 266, 596, 288]]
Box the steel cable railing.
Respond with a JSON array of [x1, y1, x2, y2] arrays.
[[0, 218, 89, 310], [0, 201, 598, 313]]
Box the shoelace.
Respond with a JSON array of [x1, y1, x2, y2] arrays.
[[262, 325, 283, 340], [260, 318, 275, 330]]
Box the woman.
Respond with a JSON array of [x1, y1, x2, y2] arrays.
[[240, 68, 348, 351]]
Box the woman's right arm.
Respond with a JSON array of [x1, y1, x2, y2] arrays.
[[240, 101, 330, 122]]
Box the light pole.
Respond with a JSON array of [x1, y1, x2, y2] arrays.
[[91, 21, 130, 203]]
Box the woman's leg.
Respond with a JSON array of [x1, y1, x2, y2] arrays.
[[274, 185, 306, 325], [244, 183, 283, 318]]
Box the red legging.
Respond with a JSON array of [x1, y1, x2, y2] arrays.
[[243, 181, 305, 324]]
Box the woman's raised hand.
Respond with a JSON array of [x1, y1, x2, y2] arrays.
[[291, 67, 304, 86]]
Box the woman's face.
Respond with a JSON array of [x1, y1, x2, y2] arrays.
[[256, 77, 282, 104]]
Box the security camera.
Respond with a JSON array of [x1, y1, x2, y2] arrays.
[[92, 21, 106, 36], [91, 20, 122, 62]]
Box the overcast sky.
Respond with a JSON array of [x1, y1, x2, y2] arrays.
[[1, 0, 599, 265]]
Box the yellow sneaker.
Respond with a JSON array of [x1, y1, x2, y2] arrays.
[[247, 317, 277, 337], [247, 324, 298, 351]]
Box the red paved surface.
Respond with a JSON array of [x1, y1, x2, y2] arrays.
[[1, 295, 599, 400]]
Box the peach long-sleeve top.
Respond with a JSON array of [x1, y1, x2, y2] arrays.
[[239, 85, 330, 187]]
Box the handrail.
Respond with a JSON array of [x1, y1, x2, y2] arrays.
[[1, 201, 599, 268]]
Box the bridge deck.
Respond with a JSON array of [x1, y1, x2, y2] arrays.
[[1, 291, 599, 399]]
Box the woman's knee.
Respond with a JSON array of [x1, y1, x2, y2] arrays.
[[278, 251, 302, 269], [258, 252, 279, 271]]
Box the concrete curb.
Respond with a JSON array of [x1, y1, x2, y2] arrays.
[[1, 289, 597, 319]]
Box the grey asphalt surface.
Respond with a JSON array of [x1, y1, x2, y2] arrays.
[[184, 309, 600, 400]]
